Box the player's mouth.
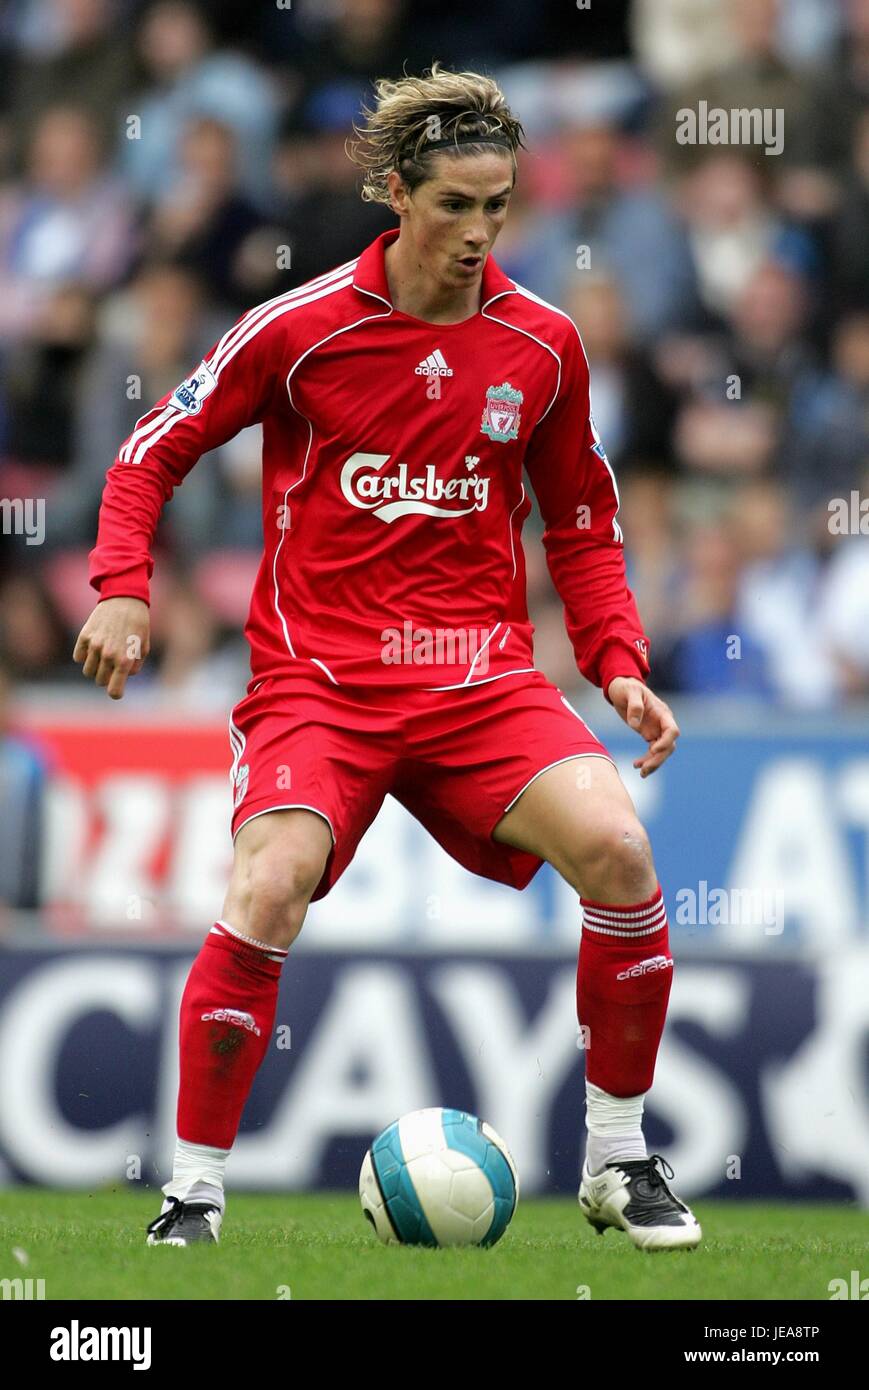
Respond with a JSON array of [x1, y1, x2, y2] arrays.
[[455, 253, 483, 275]]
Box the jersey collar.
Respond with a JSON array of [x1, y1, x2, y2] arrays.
[[352, 227, 517, 313]]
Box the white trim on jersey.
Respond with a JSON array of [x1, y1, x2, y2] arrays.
[[588, 413, 625, 544], [118, 264, 359, 465], [309, 657, 339, 685], [129, 408, 186, 466], [210, 259, 359, 376], [351, 277, 392, 311], [270, 417, 308, 663], [121, 403, 186, 464], [120, 270, 356, 465], [507, 480, 526, 583], [464, 622, 501, 683], [272, 305, 394, 678], [480, 287, 516, 312], [512, 282, 625, 544], [210, 272, 357, 383], [422, 666, 537, 692], [210, 276, 357, 387], [482, 298, 562, 422]]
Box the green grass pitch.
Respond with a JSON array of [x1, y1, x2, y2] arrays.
[[1, 1190, 866, 1301]]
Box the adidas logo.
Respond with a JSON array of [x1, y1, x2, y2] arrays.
[[616, 955, 673, 981], [201, 1008, 261, 1035], [415, 349, 453, 377]]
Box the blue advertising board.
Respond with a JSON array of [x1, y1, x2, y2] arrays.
[[0, 944, 866, 1203]]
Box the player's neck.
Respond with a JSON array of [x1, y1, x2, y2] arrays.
[[384, 234, 480, 325]]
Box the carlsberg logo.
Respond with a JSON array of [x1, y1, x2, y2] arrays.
[[341, 451, 490, 524]]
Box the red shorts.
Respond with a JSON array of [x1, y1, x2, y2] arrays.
[[228, 669, 614, 900]]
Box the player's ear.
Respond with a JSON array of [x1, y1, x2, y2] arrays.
[[386, 169, 410, 216]]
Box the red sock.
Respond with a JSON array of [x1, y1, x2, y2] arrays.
[[577, 884, 673, 1097], [177, 921, 287, 1149]]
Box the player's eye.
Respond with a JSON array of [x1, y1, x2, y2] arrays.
[[487, 200, 507, 211]]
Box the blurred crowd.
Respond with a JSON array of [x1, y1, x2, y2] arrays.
[[0, 0, 867, 713]]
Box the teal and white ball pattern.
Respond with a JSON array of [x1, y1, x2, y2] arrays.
[[359, 1107, 519, 1247]]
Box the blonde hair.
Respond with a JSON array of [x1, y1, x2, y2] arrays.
[[347, 62, 526, 205]]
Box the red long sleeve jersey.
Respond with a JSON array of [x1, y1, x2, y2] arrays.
[[90, 228, 651, 692]]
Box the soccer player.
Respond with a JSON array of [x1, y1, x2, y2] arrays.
[[75, 65, 701, 1251]]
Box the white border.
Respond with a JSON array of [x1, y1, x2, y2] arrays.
[[274, 304, 394, 679], [501, 752, 616, 816], [232, 803, 336, 845], [423, 666, 537, 692]]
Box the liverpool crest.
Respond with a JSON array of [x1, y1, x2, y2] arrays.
[[481, 382, 523, 442]]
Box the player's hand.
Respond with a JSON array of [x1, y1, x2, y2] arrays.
[[607, 676, 679, 778], [73, 597, 150, 700]]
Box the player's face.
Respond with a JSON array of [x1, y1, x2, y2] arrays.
[[403, 151, 515, 287]]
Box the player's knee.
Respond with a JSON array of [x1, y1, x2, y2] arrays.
[[229, 835, 328, 942], [578, 818, 655, 900], [251, 848, 322, 909]]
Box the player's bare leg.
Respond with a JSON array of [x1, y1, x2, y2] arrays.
[[494, 755, 655, 901], [220, 808, 333, 949], [147, 809, 332, 1245], [493, 756, 701, 1250]]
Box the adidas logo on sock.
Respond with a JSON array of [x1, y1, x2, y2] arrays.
[[200, 1007, 261, 1035], [616, 955, 673, 981], [415, 349, 453, 377]]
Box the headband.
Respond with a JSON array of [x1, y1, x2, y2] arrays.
[[401, 131, 513, 157]]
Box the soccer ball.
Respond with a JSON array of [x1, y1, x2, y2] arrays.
[[359, 1107, 519, 1248]]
